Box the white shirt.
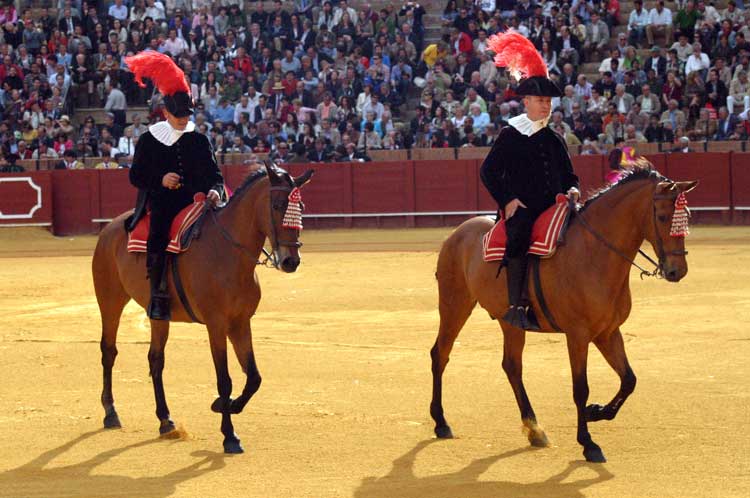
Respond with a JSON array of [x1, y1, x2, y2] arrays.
[[118, 136, 135, 156], [685, 53, 710, 75], [508, 113, 550, 137], [649, 7, 673, 25], [629, 8, 650, 28], [149, 120, 196, 146]]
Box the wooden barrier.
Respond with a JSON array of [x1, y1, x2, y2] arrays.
[[368, 149, 408, 162], [706, 141, 745, 153], [0, 171, 53, 227], [456, 147, 491, 160], [1, 152, 743, 234], [411, 148, 455, 161]]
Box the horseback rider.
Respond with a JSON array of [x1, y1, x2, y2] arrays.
[[125, 51, 225, 321], [480, 32, 580, 331]]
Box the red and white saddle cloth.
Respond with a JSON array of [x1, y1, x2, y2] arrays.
[[127, 193, 207, 254], [483, 194, 571, 262]]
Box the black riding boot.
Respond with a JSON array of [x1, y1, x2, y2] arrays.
[[146, 252, 171, 321], [502, 256, 540, 331]]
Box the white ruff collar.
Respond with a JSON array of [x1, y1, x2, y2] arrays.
[[508, 113, 550, 137], [149, 120, 196, 146]]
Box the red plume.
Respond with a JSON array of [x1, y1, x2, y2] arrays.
[[124, 51, 190, 96], [486, 31, 548, 81]]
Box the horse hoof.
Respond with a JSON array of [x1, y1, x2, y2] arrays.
[[159, 420, 176, 436], [223, 438, 244, 454], [585, 404, 607, 422], [435, 425, 454, 439], [584, 446, 607, 463], [529, 432, 550, 448], [103, 411, 122, 429]]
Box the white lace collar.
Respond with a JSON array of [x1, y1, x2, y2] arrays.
[[148, 120, 196, 146], [508, 113, 550, 137]]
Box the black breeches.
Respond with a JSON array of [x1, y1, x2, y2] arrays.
[[505, 208, 541, 258], [147, 203, 185, 255]]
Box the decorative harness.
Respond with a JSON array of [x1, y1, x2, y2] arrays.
[[211, 178, 304, 270], [576, 188, 690, 280]]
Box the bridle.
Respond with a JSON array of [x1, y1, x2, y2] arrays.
[[576, 187, 688, 279], [211, 178, 302, 270]]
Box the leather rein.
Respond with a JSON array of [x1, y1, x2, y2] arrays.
[[209, 183, 301, 269], [575, 191, 687, 280]]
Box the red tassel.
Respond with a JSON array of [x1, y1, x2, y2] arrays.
[[486, 31, 547, 81], [124, 51, 190, 96]]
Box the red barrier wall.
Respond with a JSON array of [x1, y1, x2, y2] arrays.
[[1, 153, 745, 235], [0, 171, 53, 227]]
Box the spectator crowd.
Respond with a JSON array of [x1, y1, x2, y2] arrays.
[[2, 0, 750, 171]]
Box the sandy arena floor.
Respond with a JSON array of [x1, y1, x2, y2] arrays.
[[0, 226, 748, 498]]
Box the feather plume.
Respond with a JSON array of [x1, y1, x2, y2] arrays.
[[486, 31, 548, 81], [124, 51, 190, 96]]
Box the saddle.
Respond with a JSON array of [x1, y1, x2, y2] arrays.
[[127, 193, 208, 254], [482, 194, 572, 263]]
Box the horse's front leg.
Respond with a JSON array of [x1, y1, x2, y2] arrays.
[[227, 318, 262, 414], [566, 335, 606, 463], [207, 322, 243, 454], [585, 328, 637, 422], [148, 320, 176, 435]]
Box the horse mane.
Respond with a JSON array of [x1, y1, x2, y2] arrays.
[[227, 168, 268, 205], [579, 166, 667, 213]]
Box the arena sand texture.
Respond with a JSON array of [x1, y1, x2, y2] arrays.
[[0, 226, 748, 498]]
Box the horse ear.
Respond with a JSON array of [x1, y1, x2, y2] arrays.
[[294, 169, 315, 188], [656, 181, 675, 193], [263, 159, 279, 183], [675, 180, 698, 193]]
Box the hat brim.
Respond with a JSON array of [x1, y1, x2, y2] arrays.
[[516, 76, 562, 97]]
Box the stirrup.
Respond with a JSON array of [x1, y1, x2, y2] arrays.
[[524, 306, 541, 331], [147, 293, 171, 321]]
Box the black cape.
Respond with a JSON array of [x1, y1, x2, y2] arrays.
[[126, 129, 224, 231]]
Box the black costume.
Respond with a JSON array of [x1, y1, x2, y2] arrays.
[[124, 50, 224, 320], [128, 126, 224, 320], [482, 32, 579, 331]]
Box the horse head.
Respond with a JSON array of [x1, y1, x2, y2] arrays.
[[648, 179, 699, 282], [262, 159, 314, 273]]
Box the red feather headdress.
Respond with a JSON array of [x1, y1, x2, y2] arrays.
[[486, 31, 548, 82], [124, 51, 190, 96]]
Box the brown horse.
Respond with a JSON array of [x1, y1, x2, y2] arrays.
[[92, 161, 313, 454], [430, 167, 698, 463]]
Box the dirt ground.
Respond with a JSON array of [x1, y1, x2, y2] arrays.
[[0, 226, 748, 498]]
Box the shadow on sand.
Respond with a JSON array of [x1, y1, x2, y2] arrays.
[[354, 440, 614, 498], [0, 430, 227, 498]]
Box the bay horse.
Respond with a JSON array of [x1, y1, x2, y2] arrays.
[[430, 167, 698, 462], [92, 161, 313, 454]]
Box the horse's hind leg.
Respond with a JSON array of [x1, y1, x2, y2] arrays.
[[585, 328, 637, 423], [500, 324, 549, 447], [148, 320, 176, 435], [430, 266, 476, 439], [207, 323, 243, 454], [94, 251, 130, 429], [227, 318, 262, 415]]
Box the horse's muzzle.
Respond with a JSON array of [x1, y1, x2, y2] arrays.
[[664, 267, 687, 282], [280, 256, 300, 273]]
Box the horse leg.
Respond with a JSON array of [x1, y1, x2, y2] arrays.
[[430, 268, 476, 439], [94, 253, 130, 429], [500, 325, 549, 447], [227, 319, 262, 415], [585, 328, 637, 423], [148, 320, 176, 435], [207, 325, 243, 454], [566, 335, 606, 463]]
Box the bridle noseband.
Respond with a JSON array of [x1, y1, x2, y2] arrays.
[[576, 189, 688, 279], [210, 179, 303, 270]]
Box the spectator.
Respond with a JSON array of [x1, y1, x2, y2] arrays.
[[307, 137, 331, 162], [628, 0, 649, 47], [727, 71, 750, 115], [54, 149, 83, 169], [661, 99, 687, 130], [714, 107, 738, 140], [647, 0, 673, 46]]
